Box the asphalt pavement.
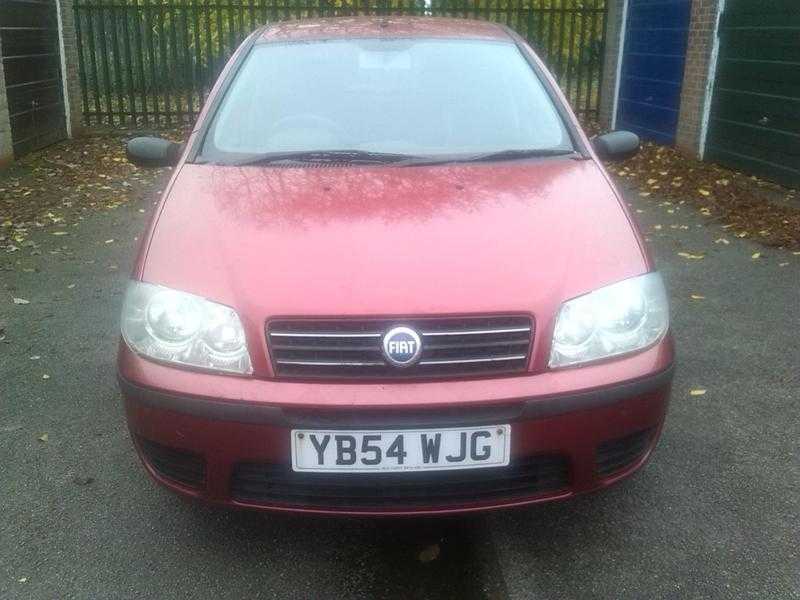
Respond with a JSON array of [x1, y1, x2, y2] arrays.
[[1, 171, 798, 599]]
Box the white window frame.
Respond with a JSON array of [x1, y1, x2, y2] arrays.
[[699, 0, 727, 158], [611, 0, 630, 130]]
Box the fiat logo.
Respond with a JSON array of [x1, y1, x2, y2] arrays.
[[382, 326, 422, 367]]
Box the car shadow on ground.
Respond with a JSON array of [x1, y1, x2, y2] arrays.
[[172, 493, 503, 599]]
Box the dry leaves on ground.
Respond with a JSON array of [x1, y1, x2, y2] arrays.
[[610, 142, 800, 250], [0, 130, 181, 253], [417, 544, 441, 563]]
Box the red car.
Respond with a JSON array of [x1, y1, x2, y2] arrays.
[[120, 17, 673, 515]]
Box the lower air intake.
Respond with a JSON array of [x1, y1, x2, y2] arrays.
[[231, 455, 569, 508], [136, 436, 206, 489], [596, 429, 654, 477]]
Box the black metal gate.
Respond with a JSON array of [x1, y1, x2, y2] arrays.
[[0, 0, 68, 157]]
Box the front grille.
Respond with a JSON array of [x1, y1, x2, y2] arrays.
[[136, 437, 206, 489], [267, 316, 533, 379], [231, 455, 569, 508], [596, 429, 654, 477]]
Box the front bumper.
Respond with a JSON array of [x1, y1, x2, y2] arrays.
[[118, 339, 674, 516]]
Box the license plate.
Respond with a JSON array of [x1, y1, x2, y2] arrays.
[[291, 425, 511, 473]]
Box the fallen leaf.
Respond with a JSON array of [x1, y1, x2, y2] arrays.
[[751, 253, 761, 260], [715, 238, 730, 245], [639, 191, 651, 197], [418, 544, 441, 563], [52, 231, 68, 236], [698, 189, 711, 196], [678, 252, 704, 260], [690, 294, 705, 300], [18, 577, 27, 583], [37, 433, 48, 442], [30, 355, 40, 360], [690, 389, 707, 396], [104, 239, 115, 244], [13, 297, 30, 305], [42, 374, 50, 380]]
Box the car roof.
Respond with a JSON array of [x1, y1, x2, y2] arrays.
[[257, 16, 514, 43]]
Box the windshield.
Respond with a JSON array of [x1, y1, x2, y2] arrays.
[[200, 38, 573, 163]]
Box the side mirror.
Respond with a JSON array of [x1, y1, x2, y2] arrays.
[[126, 136, 182, 167], [592, 131, 640, 162]]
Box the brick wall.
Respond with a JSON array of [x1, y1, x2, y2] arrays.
[[598, 0, 625, 130], [58, 0, 84, 137], [675, 0, 721, 156], [0, 39, 12, 167]]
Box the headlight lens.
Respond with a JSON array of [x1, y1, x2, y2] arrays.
[[549, 272, 668, 368], [121, 281, 252, 374]]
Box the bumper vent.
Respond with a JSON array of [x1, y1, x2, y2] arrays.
[[267, 316, 533, 379], [136, 437, 206, 489], [231, 455, 569, 508], [596, 429, 654, 477]]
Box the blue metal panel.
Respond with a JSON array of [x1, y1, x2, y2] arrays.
[[616, 0, 692, 144]]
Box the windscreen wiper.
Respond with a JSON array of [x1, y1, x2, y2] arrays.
[[461, 148, 577, 162], [397, 148, 577, 167], [227, 149, 417, 166]]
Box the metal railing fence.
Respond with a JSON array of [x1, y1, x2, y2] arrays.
[[74, 0, 608, 126]]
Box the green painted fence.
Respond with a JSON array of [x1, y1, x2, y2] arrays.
[[705, 0, 800, 187], [74, 0, 608, 126]]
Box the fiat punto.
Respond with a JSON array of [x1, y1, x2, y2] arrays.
[[119, 17, 674, 515]]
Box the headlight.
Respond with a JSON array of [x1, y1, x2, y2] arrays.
[[549, 272, 668, 368], [121, 281, 252, 374]]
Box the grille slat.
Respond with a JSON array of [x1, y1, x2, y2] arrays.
[[425, 337, 530, 351], [277, 359, 385, 367], [267, 316, 533, 380], [420, 354, 527, 365], [271, 343, 382, 352], [231, 455, 569, 508], [421, 327, 531, 336], [270, 332, 382, 338]]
